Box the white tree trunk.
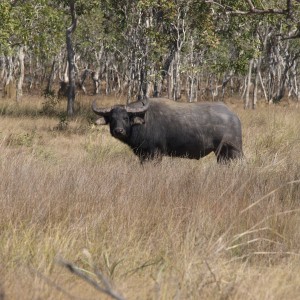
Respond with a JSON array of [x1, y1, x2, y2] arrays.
[[16, 46, 25, 101], [244, 59, 253, 109]]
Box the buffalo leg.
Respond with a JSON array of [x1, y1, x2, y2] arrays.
[[216, 145, 242, 163]]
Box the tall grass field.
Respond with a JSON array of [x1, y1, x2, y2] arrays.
[[0, 95, 300, 299]]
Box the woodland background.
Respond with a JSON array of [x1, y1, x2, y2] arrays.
[[1, 0, 300, 112]]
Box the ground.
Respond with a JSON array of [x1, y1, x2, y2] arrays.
[[0, 94, 300, 299]]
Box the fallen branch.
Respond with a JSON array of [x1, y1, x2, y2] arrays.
[[57, 256, 126, 300]]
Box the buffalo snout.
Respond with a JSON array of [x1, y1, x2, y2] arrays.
[[113, 127, 126, 137]]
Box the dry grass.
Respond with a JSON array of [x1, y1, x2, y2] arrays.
[[0, 95, 300, 299]]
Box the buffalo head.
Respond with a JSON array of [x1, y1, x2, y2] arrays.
[[92, 99, 149, 141]]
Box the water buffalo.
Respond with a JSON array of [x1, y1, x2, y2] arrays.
[[92, 97, 243, 163]]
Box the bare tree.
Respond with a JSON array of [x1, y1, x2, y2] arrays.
[[66, 0, 77, 116]]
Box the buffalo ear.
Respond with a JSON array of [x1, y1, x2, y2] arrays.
[[95, 117, 108, 125], [131, 116, 145, 125]]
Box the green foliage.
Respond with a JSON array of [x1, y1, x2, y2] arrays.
[[74, 5, 104, 62], [0, 1, 17, 53], [42, 93, 60, 115], [0, 0, 65, 58], [55, 113, 69, 131], [187, 1, 219, 47], [57, 0, 100, 15], [6, 132, 36, 147]]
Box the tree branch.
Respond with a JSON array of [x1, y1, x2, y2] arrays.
[[205, 0, 290, 16], [57, 257, 126, 300], [245, 0, 255, 11], [227, 8, 288, 16]]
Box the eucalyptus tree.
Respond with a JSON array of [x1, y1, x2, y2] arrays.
[[98, 0, 161, 100], [74, 5, 104, 94], [0, 0, 65, 100], [205, 0, 300, 107], [94, 0, 169, 101], [98, 0, 225, 101], [62, 0, 77, 116], [57, 0, 100, 115]]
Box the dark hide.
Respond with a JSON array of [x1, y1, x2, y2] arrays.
[[93, 98, 243, 163]]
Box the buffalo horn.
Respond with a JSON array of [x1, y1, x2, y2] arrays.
[[125, 100, 149, 115], [92, 100, 112, 116]]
